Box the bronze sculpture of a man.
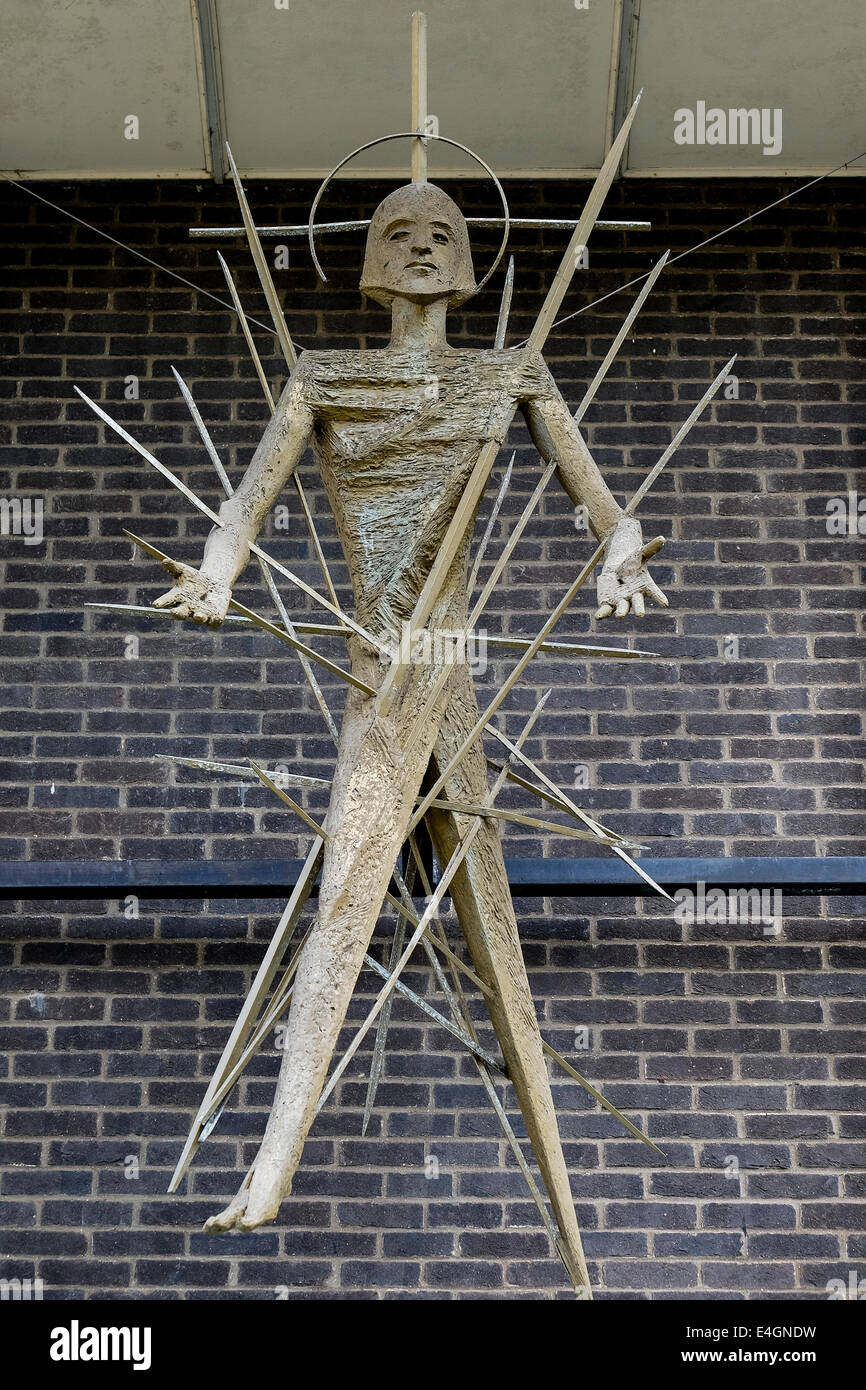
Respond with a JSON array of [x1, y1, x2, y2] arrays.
[[151, 178, 668, 1282]]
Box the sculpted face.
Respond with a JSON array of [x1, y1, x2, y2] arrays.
[[360, 182, 476, 307]]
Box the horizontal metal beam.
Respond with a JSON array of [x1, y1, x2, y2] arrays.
[[1, 857, 863, 901], [188, 218, 651, 240]]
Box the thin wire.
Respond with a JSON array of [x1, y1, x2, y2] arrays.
[[1, 172, 282, 342], [509, 148, 866, 347]]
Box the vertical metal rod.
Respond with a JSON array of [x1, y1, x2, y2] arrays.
[[467, 452, 515, 598], [573, 249, 669, 425], [411, 12, 428, 182]]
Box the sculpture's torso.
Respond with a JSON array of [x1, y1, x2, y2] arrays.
[[296, 346, 554, 632]]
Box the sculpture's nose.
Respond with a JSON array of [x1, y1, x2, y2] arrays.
[[411, 238, 433, 257]]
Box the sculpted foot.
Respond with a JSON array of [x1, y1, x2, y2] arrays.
[[204, 1163, 288, 1233], [204, 1171, 253, 1233], [236, 1164, 289, 1231]]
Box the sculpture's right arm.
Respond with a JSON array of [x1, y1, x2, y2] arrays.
[[153, 362, 315, 626]]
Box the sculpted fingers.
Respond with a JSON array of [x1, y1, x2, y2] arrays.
[[191, 602, 226, 628], [153, 588, 186, 611], [151, 566, 229, 626], [644, 576, 669, 609], [596, 521, 669, 622]]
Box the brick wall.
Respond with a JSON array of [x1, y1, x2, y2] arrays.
[[0, 176, 863, 1299]]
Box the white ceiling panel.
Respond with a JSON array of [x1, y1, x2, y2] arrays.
[[0, 0, 208, 177], [627, 0, 866, 176], [216, 0, 619, 179]]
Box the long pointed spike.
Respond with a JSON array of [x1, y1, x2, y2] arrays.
[[217, 596, 374, 696], [215, 254, 276, 410], [475, 1057, 587, 1292], [485, 634, 654, 658], [484, 724, 622, 842], [528, 90, 642, 352], [382, 888, 493, 997], [542, 1042, 665, 1156], [468, 458, 556, 630], [407, 843, 484, 1009], [225, 141, 297, 369], [624, 353, 738, 518], [467, 451, 514, 596], [364, 852, 448, 1134], [190, 217, 653, 241], [410, 11, 428, 183], [85, 602, 347, 638], [170, 366, 234, 492], [574, 249, 670, 425], [165, 754, 330, 790], [76, 385, 224, 522], [487, 758, 574, 815], [362, 903, 409, 1136], [424, 796, 637, 849], [395, 861, 471, 1025], [485, 760, 675, 845], [359, 954, 503, 1077], [198, 924, 317, 1135], [291, 470, 341, 612], [485, 721, 673, 902], [493, 255, 514, 349], [249, 761, 328, 839]]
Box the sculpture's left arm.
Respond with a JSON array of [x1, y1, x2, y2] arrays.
[[520, 357, 668, 620]]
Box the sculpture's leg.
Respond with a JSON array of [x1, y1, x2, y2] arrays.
[[423, 664, 592, 1293], [206, 644, 454, 1233]]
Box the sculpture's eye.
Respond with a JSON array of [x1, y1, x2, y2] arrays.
[[432, 231, 450, 244], [389, 229, 410, 242]]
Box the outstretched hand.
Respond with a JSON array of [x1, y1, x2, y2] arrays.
[[595, 523, 668, 621], [152, 557, 231, 628]]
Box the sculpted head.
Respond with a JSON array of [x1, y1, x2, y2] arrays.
[[360, 182, 476, 308]]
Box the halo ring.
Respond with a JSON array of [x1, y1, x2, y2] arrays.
[[307, 132, 510, 298]]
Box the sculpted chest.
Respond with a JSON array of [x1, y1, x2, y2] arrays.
[[302, 349, 532, 467]]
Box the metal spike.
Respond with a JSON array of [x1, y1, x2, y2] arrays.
[[467, 451, 514, 597], [493, 255, 514, 349], [224, 141, 297, 368]]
